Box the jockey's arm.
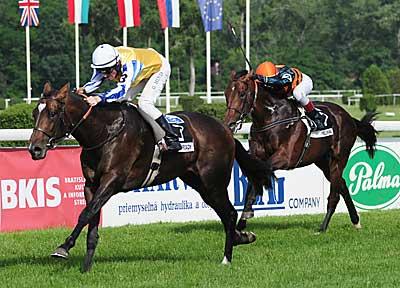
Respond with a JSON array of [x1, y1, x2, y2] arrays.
[[82, 69, 105, 94], [98, 60, 143, 103]]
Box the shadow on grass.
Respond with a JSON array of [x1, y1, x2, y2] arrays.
[[0, 250, 196, 270], [172, 218, 321, 234]]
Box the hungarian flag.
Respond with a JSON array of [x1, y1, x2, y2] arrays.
[[18, 0, 40, 27], [157, 0, 179, 29], [117, 0, 141, 28], [67, 0, 90, 24]]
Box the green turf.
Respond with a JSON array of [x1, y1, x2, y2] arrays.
[[1, 210, 400, 287]]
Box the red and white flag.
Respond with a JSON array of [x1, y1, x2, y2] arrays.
[[117, 0, 141, 28]]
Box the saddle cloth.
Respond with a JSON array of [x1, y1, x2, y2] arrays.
[[165, 114, 195, 153], [298, 107, 333, 138]]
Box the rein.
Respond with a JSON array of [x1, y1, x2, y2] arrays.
[[250, 116, 302, 133]]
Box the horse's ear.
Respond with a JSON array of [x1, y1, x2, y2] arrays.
[[55, 83, 70, 101], [230, 70, 236, 80], [42, 81, 52, 97]]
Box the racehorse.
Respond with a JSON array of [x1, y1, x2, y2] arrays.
[[224, 70, 378, 232], [28, 82, 273, 272]]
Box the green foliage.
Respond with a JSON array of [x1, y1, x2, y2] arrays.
[[179, 96, 204, 112], [361, 64, 391, 110], [2, 0, 400, 103], [193, 103, 227, 121], [0, 103, 35, 128]]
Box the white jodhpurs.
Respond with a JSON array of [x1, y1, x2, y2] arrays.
[[292, 73, 313, 107], [126, 56, 171, 120]]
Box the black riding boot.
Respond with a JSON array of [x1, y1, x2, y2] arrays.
[[155, 115, 182, 152], [306, 109, 328, 131]]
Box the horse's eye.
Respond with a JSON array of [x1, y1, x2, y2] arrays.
[[48, 111, 57, 118]]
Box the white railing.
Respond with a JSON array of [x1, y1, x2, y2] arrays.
[[1, 121, 398, 142], [234, 121, 400, 134], [3, 90, 400, 108]]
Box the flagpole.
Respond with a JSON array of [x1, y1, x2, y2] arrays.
[[25, 25, 31, 104], [206, 31, 211, 104], [164, 28, 171, 113], [245, 0, 250, 71], [75, 22, 80, 88], [123, 27, 127, 46]]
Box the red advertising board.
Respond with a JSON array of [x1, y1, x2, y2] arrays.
[[0, 147, 86, 232]]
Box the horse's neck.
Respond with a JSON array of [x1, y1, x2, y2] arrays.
[[65, 95, 110, 146], [253, 89, 298, 124]]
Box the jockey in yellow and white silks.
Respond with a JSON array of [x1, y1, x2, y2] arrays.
[[78, 44, 181, 152]]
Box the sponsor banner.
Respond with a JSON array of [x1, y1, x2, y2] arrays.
[[0, 147, 85, 232], [341, 141, 400, 211], [0, 140, 399, 231], [102, 179, 218, 227]]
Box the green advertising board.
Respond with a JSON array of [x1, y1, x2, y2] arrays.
[[343, 144, 400, 210]]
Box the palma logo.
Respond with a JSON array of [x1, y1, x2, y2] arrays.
[[343, 144, 400, 210]]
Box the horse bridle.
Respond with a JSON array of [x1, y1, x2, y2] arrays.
[[33, 98, 93, 149], [226, 79, 258, 132]]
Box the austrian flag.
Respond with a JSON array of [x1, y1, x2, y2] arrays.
[[117, 0, 141, 28], [18, 0, 40, 27]]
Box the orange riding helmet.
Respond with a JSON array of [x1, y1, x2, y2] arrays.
[[255, 61, 278, 77]]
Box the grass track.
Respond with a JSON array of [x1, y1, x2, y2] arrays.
[[1, 210, 400, 287]]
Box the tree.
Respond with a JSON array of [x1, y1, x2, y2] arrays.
[[361, 64, 391, 111]]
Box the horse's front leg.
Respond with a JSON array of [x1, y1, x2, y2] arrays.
[[52, 175, 119, 272]]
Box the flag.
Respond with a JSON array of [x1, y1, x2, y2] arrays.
[[197, 0, 223, 32], [67, 0, 90, 24], [18, 0, 40, 27], [117, 0, 141, 28], [157, 0, 180, 29]]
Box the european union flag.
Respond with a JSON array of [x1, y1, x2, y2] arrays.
[[197, 0, 223, 32]]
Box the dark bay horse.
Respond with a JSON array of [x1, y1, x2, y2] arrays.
[[28, 82, 273, 272], [224, 71, 378, 232]]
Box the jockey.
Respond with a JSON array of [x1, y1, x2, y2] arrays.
[[77, 44, 181, 152], [254, 61, 329, 131]]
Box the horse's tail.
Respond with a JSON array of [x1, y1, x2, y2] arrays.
[[234, 139, 274, 189], [353, 112, 378, 159]]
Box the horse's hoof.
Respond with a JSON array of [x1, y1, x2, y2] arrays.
[[221, 256, 231, 265], [234, 231, 256, 246], [353, 222, 362, 229], [51, 247, 69, 259]]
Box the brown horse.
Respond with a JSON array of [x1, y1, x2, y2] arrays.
[[28, 82, 273, 272], [224, 70, 378, 232]]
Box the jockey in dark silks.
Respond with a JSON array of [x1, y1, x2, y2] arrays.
[[255, 61, 329, 131]]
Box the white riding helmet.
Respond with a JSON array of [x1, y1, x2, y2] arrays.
[[91, 44, 120, 69]]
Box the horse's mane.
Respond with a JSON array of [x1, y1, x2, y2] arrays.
[[234, 70, 249, 80]]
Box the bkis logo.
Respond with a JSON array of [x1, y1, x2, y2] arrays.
[[343, 145, 400, 210], [1, 177, 61, 209]]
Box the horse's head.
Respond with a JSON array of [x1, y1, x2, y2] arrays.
[[224, 70, 257, 132], [28, 82, 71, 160]]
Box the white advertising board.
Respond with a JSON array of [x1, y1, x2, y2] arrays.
[[102, 140, 400, 228]]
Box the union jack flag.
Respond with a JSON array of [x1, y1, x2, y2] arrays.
[[18, 0, 40, 27]]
